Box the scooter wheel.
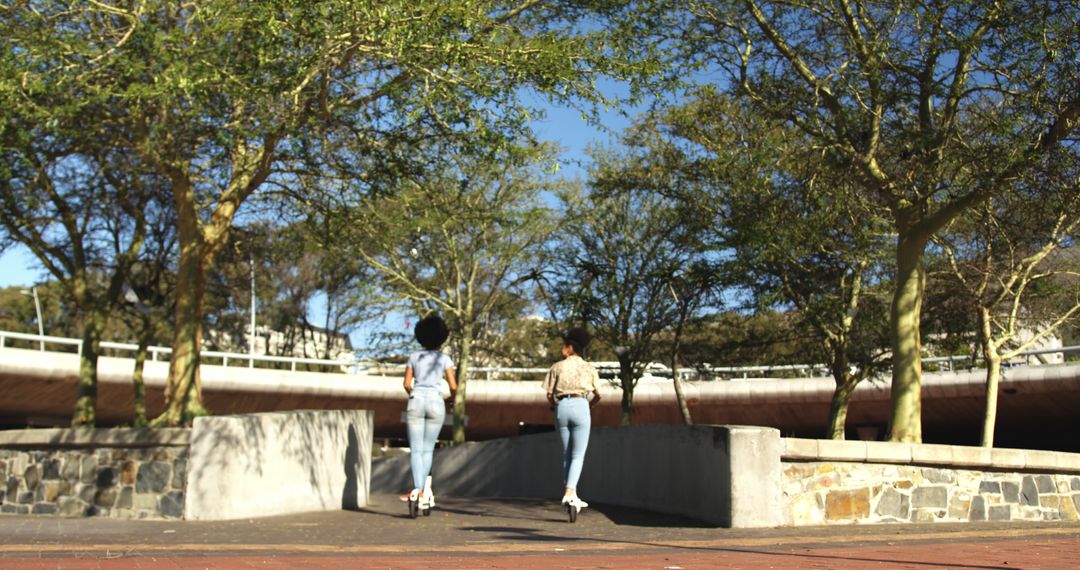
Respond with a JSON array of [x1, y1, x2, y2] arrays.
[[408, 498, 419, 519], [567, 503, 578, 523], [423, 507, 432, 516]]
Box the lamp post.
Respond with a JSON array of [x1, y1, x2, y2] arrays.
[[20, 287, 44, 351]]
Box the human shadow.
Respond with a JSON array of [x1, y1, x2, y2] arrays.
[[341, 423, 360, 511]]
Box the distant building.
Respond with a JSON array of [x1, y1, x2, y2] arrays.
[[207, 324, 354, 362]]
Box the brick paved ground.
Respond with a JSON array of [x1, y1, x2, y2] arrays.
[[1, 494, 1078, 568]]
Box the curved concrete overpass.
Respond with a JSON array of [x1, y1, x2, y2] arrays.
[[2, 347, 1078, 450]]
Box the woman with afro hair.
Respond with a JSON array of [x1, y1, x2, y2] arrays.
[[400, 314, 457, 516], [542, 326, 601, 520]]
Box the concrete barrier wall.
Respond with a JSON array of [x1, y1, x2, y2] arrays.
[[373, 424, 782, 528], [781, 438, 1080, 525], [185, 410, 373, 521], [0, 428, 190, 519]]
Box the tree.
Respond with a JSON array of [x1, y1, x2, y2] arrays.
[[120, 206, 178, 428], [5, 1, 656, 426], [557, 147, 708, 426], [666, 262, 721, 425], [936, 153, 1080, 447], [614, 92, 893, 437], [340, 142, 558, 443], [0, 117, 160, 425], [639, 0, 1080, 441]]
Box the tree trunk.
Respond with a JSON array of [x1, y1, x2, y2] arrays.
[[826, 377, 857, 440], [826, 341, 854, 439], [978, 308, 1002, 447], [618, 353, 634, 426], [451, 324, 472, 444], [887, 231, 928, 442], [131, 317, 152, 428], [670, 318, 693, 425], [154, 180, 208, 427], [72, 311, 103, 427]]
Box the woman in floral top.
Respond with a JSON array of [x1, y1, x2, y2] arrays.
[[542, 327, 601, 517]]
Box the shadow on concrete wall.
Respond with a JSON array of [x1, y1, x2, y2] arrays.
[[187, 410, 372, 519]]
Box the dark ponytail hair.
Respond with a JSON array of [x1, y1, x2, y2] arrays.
[[562, 327, 592, 355]]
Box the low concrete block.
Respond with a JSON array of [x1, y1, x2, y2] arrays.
[[372, 425, 782, 528], [950, 446, 993, 468], [991, 448, 1027, 470], [866, 442, 912, 464], [816, 440, 867, 462], [911, 444, 954, 466], [781, 438, 818, 460], [185, 410, 373, 521]]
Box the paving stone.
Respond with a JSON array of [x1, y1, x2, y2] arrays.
[[972, 494, 989, 520], [875, 486, 910, 519], [78, 484, 96, 503], [1021, 476, 1040, 506], [121, 461, 137, 486], [159, 491, 184, 519], [31, 503, 59, 515], [978, 481, 1001, 494], [136, 461, 171, 493], [42, 481, 59, 502], [1061, 496, 1080, 521], [79, 456, 98, 484], [922, 469, 955, 484], [172, 458, 187, 490], [912, 486, 948, 509], [94, 487, 118, 508], [61, 455, 80, 480], [910, 508, 940, 523], [989, 505, 1012, 521], [1071, 477, 1080, 492], [117, 486, 134, 510], [1036, 475, 1055, 493], [5, 476, 19, 498], [1003, 481, 1020, 503], [23, 464, 41, 491], [58, 497, 87, 517], [42, 458, 62, 480], [96, 466, 120, 487], [134, 493, 159, 510], [948, 491, 972, 520]]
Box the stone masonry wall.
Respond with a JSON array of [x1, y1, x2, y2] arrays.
[[784, 461, 1080, 525], [0, 447, 187, 519]]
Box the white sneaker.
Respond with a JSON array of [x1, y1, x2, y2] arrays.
[[561, 495, 588, 509], [423, 476, 435, 508]]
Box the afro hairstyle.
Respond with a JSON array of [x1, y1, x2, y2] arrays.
[[414, 314, 450, 350], [562, 327, 592, 355]]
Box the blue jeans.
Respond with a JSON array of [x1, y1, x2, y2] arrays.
[[555, 397, 591, 490], [406, 390, 446, 491]]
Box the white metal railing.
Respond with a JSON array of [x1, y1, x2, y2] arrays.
[[1, 329, 1078, 378], [0, 330, 358, 372]]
